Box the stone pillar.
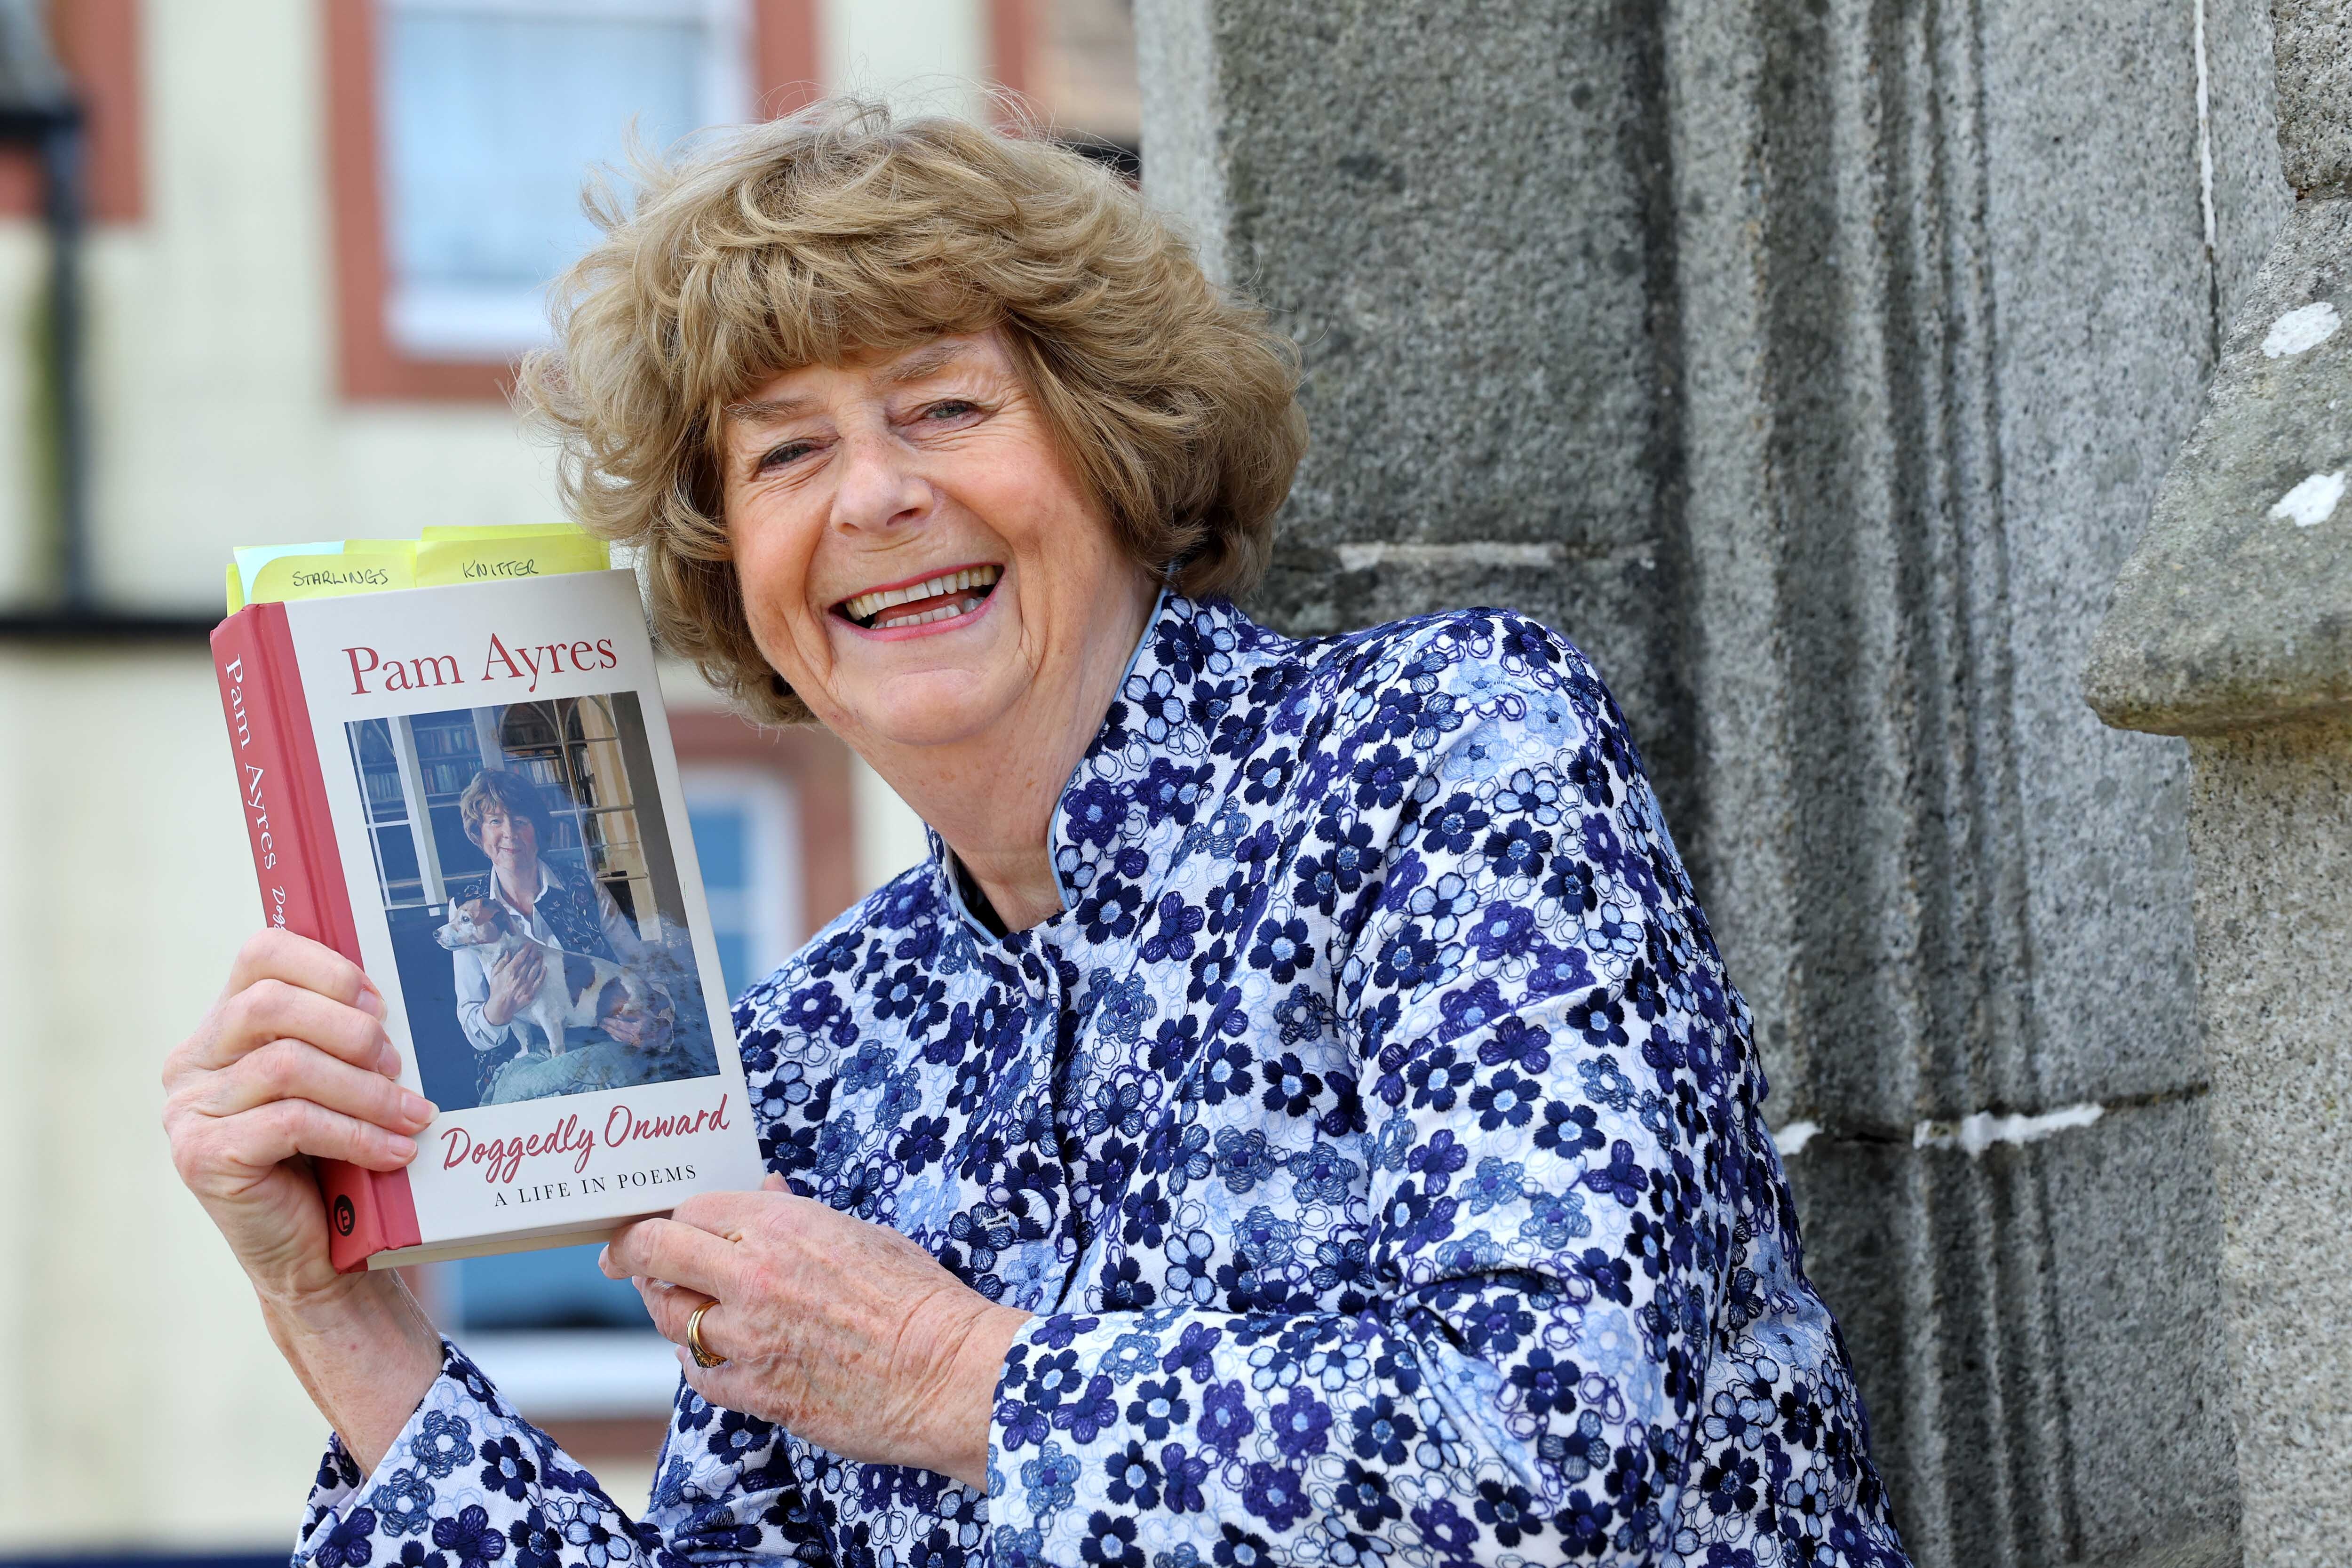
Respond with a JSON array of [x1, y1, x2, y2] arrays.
[[1139, 0, 1696, 816], [1141, 1, 2290, 1564], [2087, 6, 2352, 1562]]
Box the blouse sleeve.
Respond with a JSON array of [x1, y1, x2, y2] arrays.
[[294, 1340, 827, 1568], [451, 945, 515, 1056], [984, 630, 1743, 1566]]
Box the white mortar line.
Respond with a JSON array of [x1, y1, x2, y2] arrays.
[[1335, 542, 1568, 572], [1914, 1102, 2104, 1157], [1770, 1102, 2108, 1159], [2193, 0, 2218, 257]]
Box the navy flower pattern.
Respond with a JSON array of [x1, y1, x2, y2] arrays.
[[296, 594, 1907, 1567]]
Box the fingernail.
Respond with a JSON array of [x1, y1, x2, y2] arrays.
[[375, 1042, 401, 1077], [402, 1092, 436, 1125], [388, 1134, 417, 1162], [358, 981, 387, 1019]]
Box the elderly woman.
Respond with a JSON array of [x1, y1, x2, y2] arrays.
[[163, 104, 1908, 1567]]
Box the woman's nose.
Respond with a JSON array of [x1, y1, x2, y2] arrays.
[[829, 429, 933, 536]]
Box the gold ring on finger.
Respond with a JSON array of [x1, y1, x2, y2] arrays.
[[686, 1299, 727, 1369]]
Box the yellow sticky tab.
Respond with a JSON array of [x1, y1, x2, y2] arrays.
[[414, 531, 611, 587], [235, 540, 347, 601], [248, 551, 416, 604], [225, 563, 245, 616]]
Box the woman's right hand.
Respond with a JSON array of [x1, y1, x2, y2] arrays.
[[162, 929, 436, 1303], [481, 943, 544, 1029]]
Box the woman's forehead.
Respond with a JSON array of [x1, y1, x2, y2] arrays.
[[728, 330, 1011, 420]]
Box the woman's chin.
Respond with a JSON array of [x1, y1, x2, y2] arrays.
[[850, 672, 1019, 750]]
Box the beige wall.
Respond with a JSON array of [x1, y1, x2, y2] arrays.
[[0, 649, 324, 1547], [0, 0, 975, 1550], [821, 0, 989, 119]]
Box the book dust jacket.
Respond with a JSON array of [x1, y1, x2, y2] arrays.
[[213, 568, 764, 1268]]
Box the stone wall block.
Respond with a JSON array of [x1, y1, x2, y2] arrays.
[[2185, 716, 2352, 1568], [2087, 197, 2352, 733], [1132, 0, 1228, 287], [1670, 0, 2241, 1130], [1724, 0, 2024, 1133], [2273, 0, 2351, 196], [2033, 1098, 2241, 1566], [1787, 1096, 2237, 1568], [2084, 0, 2352, 1551], [2209, 0, 2296, 321], [1978, 0, 2252, 1115], [1143, 0, 2273, 1559], [1201, 1, 1677, 557]]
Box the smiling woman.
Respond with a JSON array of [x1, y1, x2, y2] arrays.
[[160, 98, 1911, 1568]]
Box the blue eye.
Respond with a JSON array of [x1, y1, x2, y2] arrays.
[[756, 441, 816, 471]]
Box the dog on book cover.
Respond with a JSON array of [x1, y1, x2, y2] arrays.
[[348, 700, 721, 1113]]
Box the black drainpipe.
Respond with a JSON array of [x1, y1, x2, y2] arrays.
[[0, 88, 87, 606], [0, 7, 208, 642]]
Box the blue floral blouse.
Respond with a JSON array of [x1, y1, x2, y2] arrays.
[[297, 595, 1909, 1568]]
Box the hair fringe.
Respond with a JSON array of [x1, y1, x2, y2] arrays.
[[516, 95, 1304, 725]]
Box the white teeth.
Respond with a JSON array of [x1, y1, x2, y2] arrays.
[[868, 594, 986, 630], [840, 565, 1001, 623]]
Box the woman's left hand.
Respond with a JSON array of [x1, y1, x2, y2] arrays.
[[597, 998, 671, 1050], [602, 1175, 1029, 1488]]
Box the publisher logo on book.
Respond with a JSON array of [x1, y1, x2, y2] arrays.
[[333, 1195, 356, 1237]]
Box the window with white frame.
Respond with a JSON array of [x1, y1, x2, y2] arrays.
[[377, 0, 753, 359], [681, 763, 803, 999]]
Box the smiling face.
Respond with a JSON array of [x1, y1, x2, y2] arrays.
[[472, 803, 540, 890], [718, 329, 1158, 756]]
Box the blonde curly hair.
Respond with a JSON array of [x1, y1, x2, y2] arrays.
[[517, 98, 1306, 725]]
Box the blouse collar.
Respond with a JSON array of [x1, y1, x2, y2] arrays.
[[929, 590, 1263, 954], [487, 856, 563, 916]]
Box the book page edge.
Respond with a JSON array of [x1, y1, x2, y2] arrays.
[[366, 1215, 668, 1270]]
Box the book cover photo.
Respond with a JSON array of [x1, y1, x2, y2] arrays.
[[213, 548, 765, 1271]]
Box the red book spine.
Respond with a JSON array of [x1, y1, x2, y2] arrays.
[[211, 605, 421, 1271]]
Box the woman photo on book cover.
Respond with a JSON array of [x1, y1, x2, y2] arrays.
[[439, 765, 710, 1105], [162, 99, 1912, 1568]]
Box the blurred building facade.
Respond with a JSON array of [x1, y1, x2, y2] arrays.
[[0, 0, 1136, 1554]]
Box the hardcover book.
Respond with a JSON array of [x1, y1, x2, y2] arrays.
[[210, 558, 764, 1270]]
